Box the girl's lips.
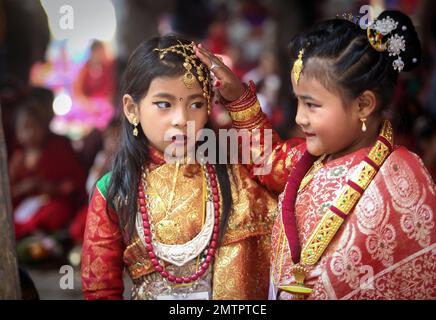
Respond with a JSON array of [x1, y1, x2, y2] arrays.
[[303, 132, 316, 137]]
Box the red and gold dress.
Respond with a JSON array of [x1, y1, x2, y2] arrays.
[[226, 82, 436, 300], [81, 148, 278, 300]]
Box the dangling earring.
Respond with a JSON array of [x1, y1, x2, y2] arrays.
[[360, 118, 367, 132], [132, 116, 139, 137]]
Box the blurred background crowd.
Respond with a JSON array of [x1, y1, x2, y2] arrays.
[[0, 0, 435, 299]]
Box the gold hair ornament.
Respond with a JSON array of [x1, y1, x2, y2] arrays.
[[292, 49, 305, 85], [154, 41, 212, 112]]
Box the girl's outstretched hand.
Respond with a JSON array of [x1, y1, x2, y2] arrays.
[[194, 43, 246, 102]]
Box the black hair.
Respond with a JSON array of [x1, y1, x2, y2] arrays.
[[15, 86, 54, 126], [106, 35, 232, 243], [289, 10, 421, 113]]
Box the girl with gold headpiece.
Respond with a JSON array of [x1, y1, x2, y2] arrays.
[[195, 10, 436, 300], [80, 35, 291, 300]]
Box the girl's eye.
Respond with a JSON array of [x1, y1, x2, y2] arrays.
[[306, 102, 320, 109], [190, 102, 205, 109], [153, 101, 171, 109]]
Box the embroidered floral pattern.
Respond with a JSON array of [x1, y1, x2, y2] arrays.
[[356, 185, 397, 266], [330, 224, 372, 290], [365, 222, 396, 267], [328, 166, 347, 178], [398, 191, 434, 247], [348, 246, 436, 299], [384, 156, 435, 247]]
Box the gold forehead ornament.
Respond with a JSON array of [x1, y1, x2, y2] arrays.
[[154, 41, 212, 112], [292, 49, 305, 85]]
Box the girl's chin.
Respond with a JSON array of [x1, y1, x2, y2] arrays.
[[305, 141, 324, 157]]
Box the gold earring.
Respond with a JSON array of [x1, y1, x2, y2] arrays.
[[132, 116, 139, 136], [361, 118, 367, 132]]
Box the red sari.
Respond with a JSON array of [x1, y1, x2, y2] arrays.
[[226, 82, 436, 300]]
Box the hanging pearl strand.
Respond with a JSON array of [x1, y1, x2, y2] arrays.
[[137, 163, 220, 284]]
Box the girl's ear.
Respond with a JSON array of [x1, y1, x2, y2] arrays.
[[123, 94, 139, 122], [357, 90, 377, 119]]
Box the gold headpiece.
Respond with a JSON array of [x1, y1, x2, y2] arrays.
[[292, 49, 305, 85], [154, 41, 212, 112], [367, 27, 388, 52]]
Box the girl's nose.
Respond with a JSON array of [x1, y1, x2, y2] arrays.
[[171, 106, 188, 128], [295, 103, 309, 127]]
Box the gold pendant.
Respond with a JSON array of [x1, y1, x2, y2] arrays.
[[277, 265, 313, 299], [183, 71, 195, 89]]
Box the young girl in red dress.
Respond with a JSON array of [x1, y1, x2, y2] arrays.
[[195, 10, 436, 299], [81, 35, 285, 300]]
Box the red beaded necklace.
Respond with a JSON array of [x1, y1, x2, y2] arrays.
[[137, 163, 220, 284]]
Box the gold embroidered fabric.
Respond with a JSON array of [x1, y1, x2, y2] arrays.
[[123, 162, 277, 299]]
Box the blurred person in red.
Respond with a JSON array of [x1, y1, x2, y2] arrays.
[[9, 95, 86, 240], [72, 40, 115, 129], [75, 40, 115, 100]]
